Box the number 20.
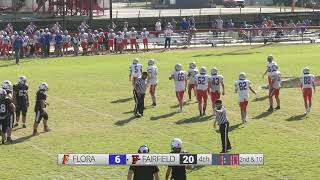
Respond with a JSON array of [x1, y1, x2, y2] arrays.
[[183, 155, 194, 164]]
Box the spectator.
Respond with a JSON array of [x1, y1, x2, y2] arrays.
[[226, 19, 234, 37], [108, 21, 117, 31], [123, 21, 129, 30], [164, 26, 173, 50], [54, 31, 63, 57], [180, 18, 189, 31], [13, 34, 23, 64], [71, 34, 79, 56], [188, 16, 196, 28], [171, 18, 177, 30], [44, 28, 51, 57], [155, 19, 162, 37], [216, 16, 224, 35]]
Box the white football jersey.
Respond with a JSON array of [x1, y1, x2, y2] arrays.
[[187, 68, 199, 84], [79, 33, 88, 43], [271, 71, 281, 89], [2, 36, 10, 44], [267, 61, 278, 76], [130, 63, 143, 78], [129, 31, 138, 39], [210, 75, 224, 92], [141, 31, 149, 39], [300, 74, 315, 89], [194, 74, 210, 90], [63, 35, 71, 43], [234, 79, 251, 102], [171, 71, 187, 92], [147, 65, 158, 85]]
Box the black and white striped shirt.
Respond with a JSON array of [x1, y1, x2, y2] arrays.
[[135, 77, 147, 94], [215, 106, 228, 125]]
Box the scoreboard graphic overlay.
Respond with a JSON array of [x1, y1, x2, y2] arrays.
[[58, 154, 264, 166]]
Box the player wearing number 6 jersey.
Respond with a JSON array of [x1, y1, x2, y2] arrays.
[[209, 67, 225, 116], [300, 67, 316, 114], [129, 58, 143, 89], [147, 59, 158, 106], [263, 54, 277, 89], [235, 72, 256, 124], [169, 64, 187, 112], [194, 67, 210, 116], [268, 64, 281, 112]]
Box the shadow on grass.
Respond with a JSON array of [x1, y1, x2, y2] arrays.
[[12, 127, 23, 132], [150, 112, 177, 121], [252, 95, 269, 102], [114, 116, 136, 126], [175, 115, 211, 125], [0, 59, 34, 68], [253, 111, 273, 119], [215, 123, 243, 133], [123, 106, 153, 115], [286, 114, 307, 121], [170, 101, 196, 109], [192, 45, 265, 58], [110, 97, 133, 104], [11, 134, 33, 144]]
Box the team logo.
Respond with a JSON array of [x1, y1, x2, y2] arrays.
[[131, 155, 140, 164], [62, 154, 70, 164]]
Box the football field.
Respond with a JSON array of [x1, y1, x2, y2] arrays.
[[1, 44, 319, 180]]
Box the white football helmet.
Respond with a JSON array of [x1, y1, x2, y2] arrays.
[[189, 62, 196, 69], [39, 82, 49, 91], [272, 63, 278, 71], [211, 67, 218, 75], [2, 80, 12, 90], [138, 145, 150, 153], [267, 54, 273, 62], [133, 58, 139, 64], [239, 72, 246, 80], [0, 88, 7, 99], [175, 64, 182, 71], [303, 67, 310, 74], [171, 138, 183, 151], [200, 66, 206, 74], [148, 59, 155, 66], [18, 76, 27, 84]]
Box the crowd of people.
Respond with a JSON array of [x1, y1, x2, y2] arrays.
[[0, 76, 50, 144]]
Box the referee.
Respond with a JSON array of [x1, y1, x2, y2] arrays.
[[134, 72, 148, 118], [214, 100, 232, 153]]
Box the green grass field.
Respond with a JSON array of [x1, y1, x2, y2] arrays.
[[1, 44, 319, 180]]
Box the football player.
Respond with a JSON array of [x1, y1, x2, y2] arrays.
[[0, 89, 15, 144], [187, 62, 198, 101], [2, 80, 14, 143], [268, 63, 281, 112], [147, 59, 158, 106], [141, 28, 149, 52], [108, 29, 115, 53], [235, 72, 256, 124], [79, 29, 88, 56], [62, 30, 71, 56], [129, 58, 143, 89], [169, 64, 187, 112], [194, 67, 210, 116], [165, 138, 190, 180], [33, 82, 50, 136], [13, 76, 29, 128], [263, 54, 277, 90], [300, 67, 316, 114], [129, 27, 138, 52], [209, 67, 225, 116]]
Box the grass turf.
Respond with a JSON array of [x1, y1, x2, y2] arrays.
[[0, 44, 319, 180]]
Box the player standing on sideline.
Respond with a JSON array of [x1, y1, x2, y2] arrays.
[[129, 27, 138, 52], [187, 62, 198, 101], [213, 100, 231, 153], [300, 67, 316, 114], [141, 28, 149, 52], [263, 54, 277, 90], [79, 29, 88, 56], [33, 82, 50, 136], [169, 64, 187, 112], [0, 89, 15, 144], [2, 80, 14, 143], [209, 67, 225, 116], [165, 138, 189, 180], [13, 76, 29, 128], [62, 30, 71, 56], [129, 58, 143, 90], [268, 63, 281, 112], [235, 72, 256, 124], [194, 67, 210, 116], [108, 29, 115, 53], [2, 32, 11, 59], [115, 31, 124, 54], [147, 59, 158, 106], [127, 145, 160, 180]]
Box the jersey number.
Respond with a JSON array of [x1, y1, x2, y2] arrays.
[[134, 66, 138, 73], [213, 78, 220, 86], [0, 104, 6, 113], [239, 82, 247, 91], [19, 90, 27, 96], [197, 77, 205, 85], [304, 76, 311, 85], [178, 73, 185, 81]]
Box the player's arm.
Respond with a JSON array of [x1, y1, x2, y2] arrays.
[[234, 83, 238, 93], [154, 172, 160, 180], [165, 167, 172, 180], [249, 86, 257, 95], [126, 169, 134, 180], [9, 102, 15, 112], [312, 81, 316, 93], [263, 68, 268, 78], [129, 70, 132, 81], [221, 81, 225, 95], [169, 73, 174, 80]]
